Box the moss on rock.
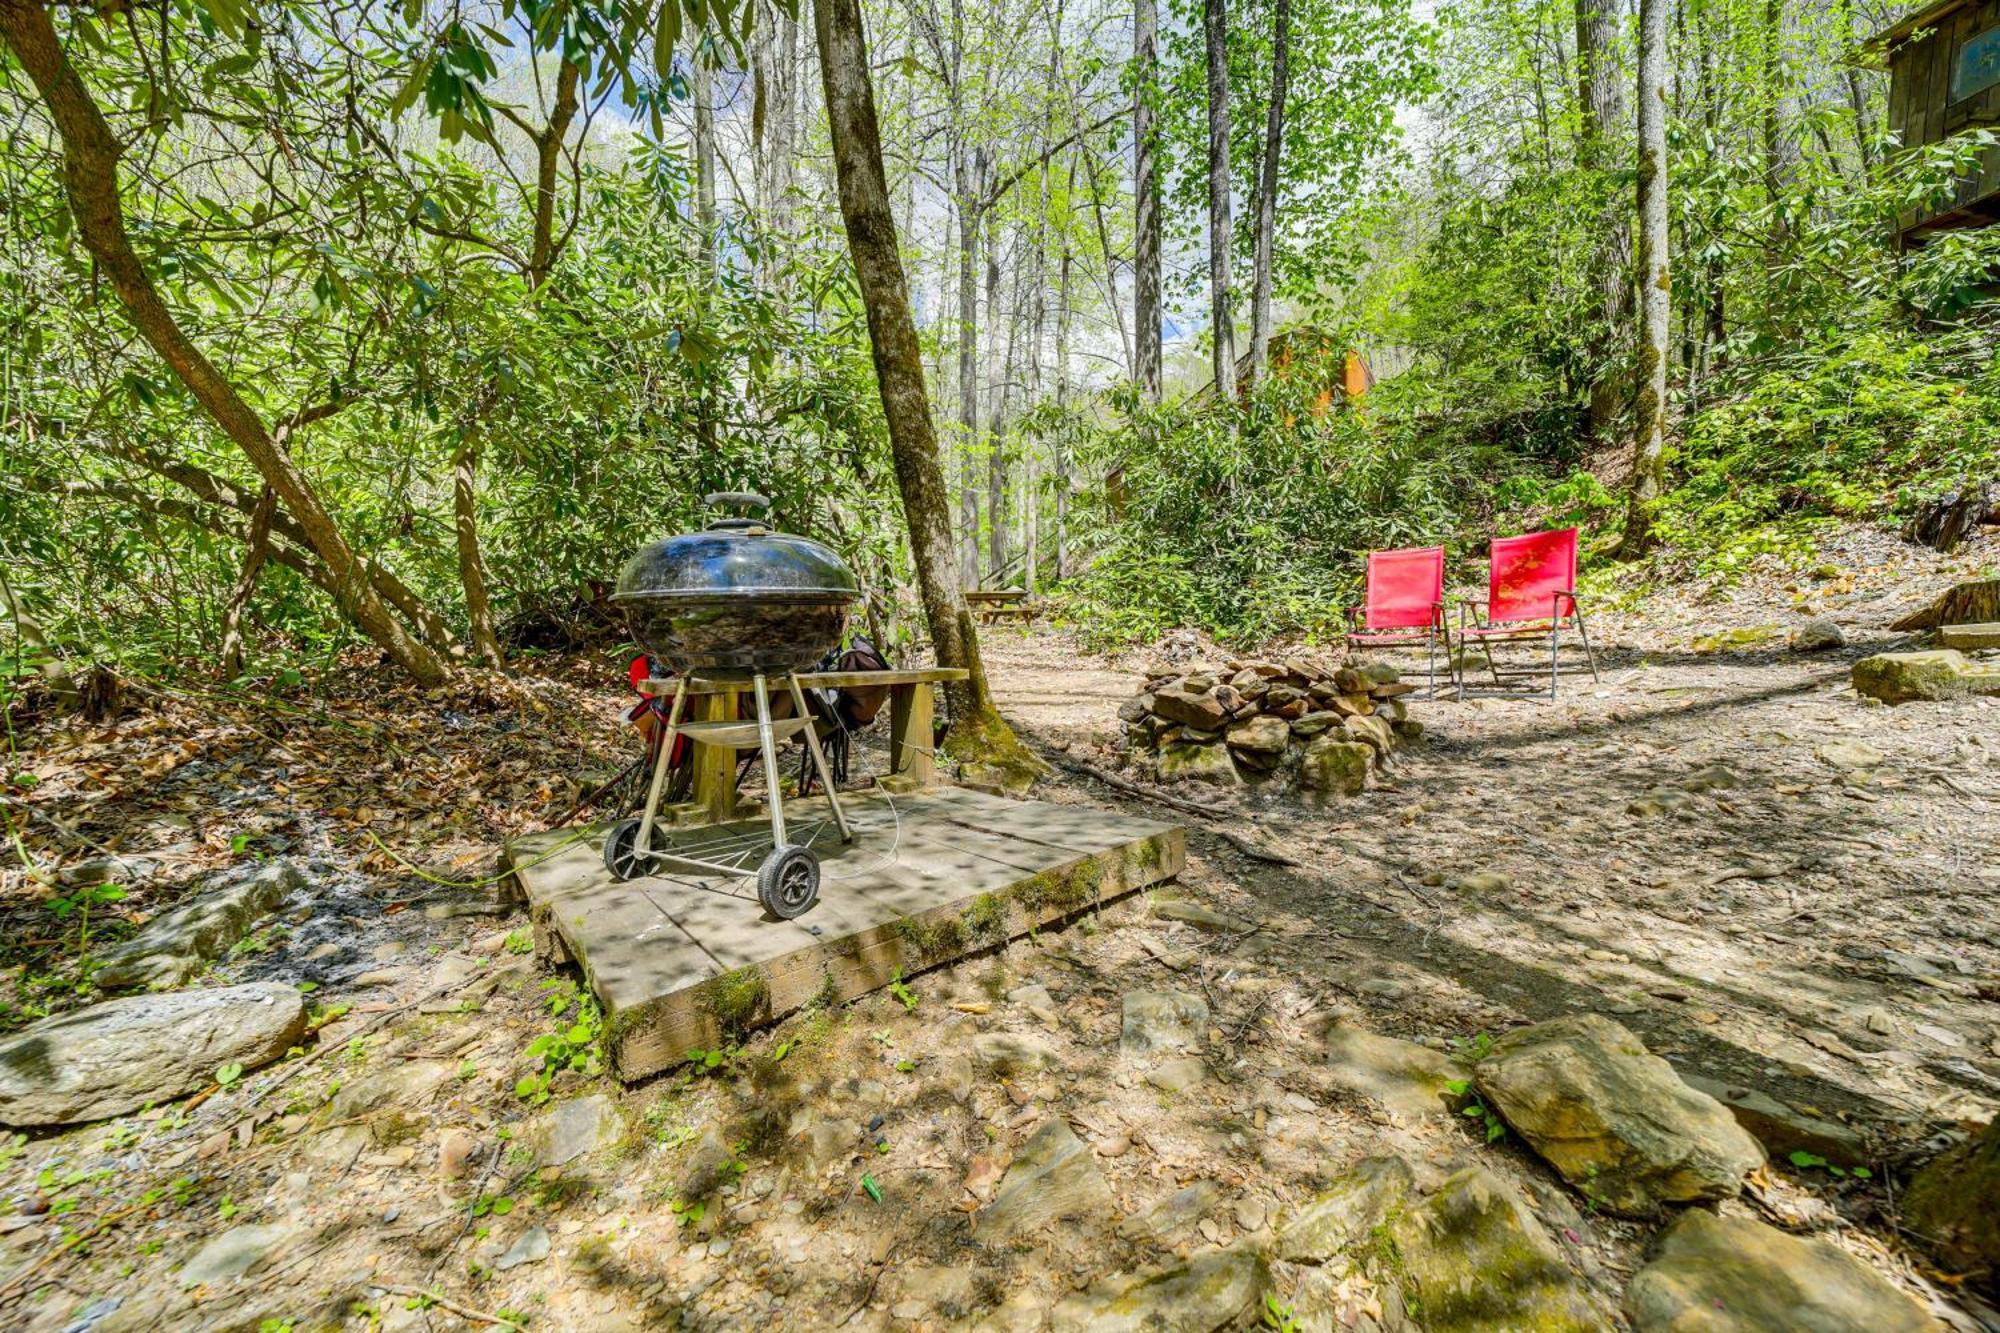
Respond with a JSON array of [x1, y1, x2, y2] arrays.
[[1389, 1166, 1606, 1331], [944, 707, 1050, 796], [1902, 1117, 2000, 1288]]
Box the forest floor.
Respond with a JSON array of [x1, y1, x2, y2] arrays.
[[2, 521, 1998, 1332]]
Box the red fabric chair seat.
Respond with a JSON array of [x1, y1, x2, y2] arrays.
[[1454, 527, 1598, 699], [1346, 545, 1446, 696]]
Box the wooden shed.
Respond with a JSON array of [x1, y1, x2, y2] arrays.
[[1868, 0, 2000, 244]]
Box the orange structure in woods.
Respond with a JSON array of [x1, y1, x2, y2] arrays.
[[1194, 326, 1373, 417]]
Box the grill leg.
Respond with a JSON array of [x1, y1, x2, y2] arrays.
[[752, 674, 789, 849], [635, 678, 689, 857], [786, 674, 853, 842]]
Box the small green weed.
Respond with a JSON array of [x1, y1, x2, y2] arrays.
[[1789, 1150, 1871, 1180], [1262, 1294, 1303, 1333], [515, 978, 603, 1104], [1444, 1078, 1507, 1143], [45, 883, 125, 956]]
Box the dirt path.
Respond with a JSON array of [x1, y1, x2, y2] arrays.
[[980, 562, 2000, 1153], [963, 553, 1999, 1330]]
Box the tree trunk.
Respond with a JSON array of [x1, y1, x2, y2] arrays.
[[1202, 0, 1236, 403], [764, 3, 802, 274], [987, 216, 1011, 578], [1623, 0, 1670, 556], [1890, 578, 2000, 631], [1133, 0, 1163, 401], [1697, 0, 1725, 366], [0, 0, 447, 684], [1246, 0, 1289, 391], [956, 153, 983, 584], [1761, 0, 1790, 272], [1082, 149, 1134, 375], [454, 429, 503, 668], [218, 485, 276, 678], [1023, 458, 1038, 594], [1054, 211, 1073, 581], [812, 0, 1037, 779], [527, 59, 581, 290], [695, 54, 719, 279], [1575, 0, 1628, 438]]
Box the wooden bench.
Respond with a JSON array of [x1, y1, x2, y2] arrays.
[[640, 668, 969, 823], [965, 589, 1033, 625]]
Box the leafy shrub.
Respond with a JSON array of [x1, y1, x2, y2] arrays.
[[1653, 320, 2000, 574], [1059, 381, 1509, 648]]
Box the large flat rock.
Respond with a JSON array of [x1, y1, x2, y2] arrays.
[[1474, 1014, 1763, 1216], [1851, 649, 2000, 704], [974, 1117, 1114, 1241], [93, 861, 302, 991], [1627, 1210, 1944, 1331], [0, 983, 306, 1126], [1391, 1166, 1607, 1332]]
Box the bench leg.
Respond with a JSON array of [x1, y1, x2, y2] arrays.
[[889, 683, 935, 787], [693, 688, 739, 823]]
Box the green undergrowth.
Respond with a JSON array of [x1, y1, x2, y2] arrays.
[[1649, 323, 2000, 579], [1053, 314, 2000, 650]]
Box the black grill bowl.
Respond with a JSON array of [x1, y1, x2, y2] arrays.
[[611, 500, 858, 678]]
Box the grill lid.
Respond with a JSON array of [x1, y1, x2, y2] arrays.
[[610, 493, 859, 605]]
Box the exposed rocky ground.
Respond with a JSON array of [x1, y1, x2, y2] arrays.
[[1, 522, 1997, 1332]]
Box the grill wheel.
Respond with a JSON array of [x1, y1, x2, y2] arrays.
[[757, 845, 820, 919]]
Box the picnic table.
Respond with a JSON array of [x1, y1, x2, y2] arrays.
[[641, 668, 968, 823], [965, 589, 1034, 624]]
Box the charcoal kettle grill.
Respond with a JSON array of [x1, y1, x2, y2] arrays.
[[602, 493, 856, 919]]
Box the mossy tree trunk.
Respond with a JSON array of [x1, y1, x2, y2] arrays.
[[813, 0, 1043, 786], [1621, 0, 1670, 557]]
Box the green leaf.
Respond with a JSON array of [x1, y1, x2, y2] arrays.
[[861, 1174, 882, 1204], [653, 1, 683, 78], [389, 57, 432, 119]]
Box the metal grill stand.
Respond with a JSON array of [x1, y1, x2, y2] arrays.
[[601, 671, 853, 919]]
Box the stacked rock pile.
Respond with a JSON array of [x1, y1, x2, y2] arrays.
[[1119, 657, 1423, 796]]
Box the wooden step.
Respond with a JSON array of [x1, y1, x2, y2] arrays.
[[672, 717, 811, 749], [1940, 622, 2000, 651]]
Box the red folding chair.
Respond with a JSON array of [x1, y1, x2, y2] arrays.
[[1456, 527, 1599, 700], [1344, 545, 1446, 697]]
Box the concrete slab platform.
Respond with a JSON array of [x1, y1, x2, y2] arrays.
[[505, 786, 1184, 1081]]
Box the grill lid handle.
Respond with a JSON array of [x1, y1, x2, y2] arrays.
[[704, 491, 771, 533]]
